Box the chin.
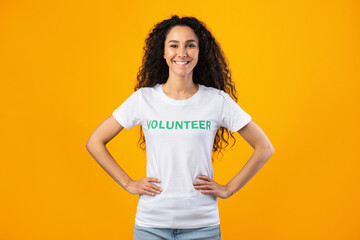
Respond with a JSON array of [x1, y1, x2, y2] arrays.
[[176, 72, 193, 78]]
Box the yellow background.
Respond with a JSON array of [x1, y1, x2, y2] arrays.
[[1, 0, 359, 239]]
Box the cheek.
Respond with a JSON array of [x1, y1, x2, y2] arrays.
[[192, 51, 199, 61], [165, 49, 176, 57], [191, 49, 199, 59]]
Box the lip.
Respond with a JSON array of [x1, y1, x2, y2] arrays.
[[173, 60, 191, 66]]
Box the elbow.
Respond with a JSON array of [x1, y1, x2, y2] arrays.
[[86, 141, 92, 152], [262, 139, 275, 156], [255, 143, 274, 159], [86, 137, 105, 151], [266, 144, 275, 157], [269, 144, 275, 155], [86, 138, 98, 151]]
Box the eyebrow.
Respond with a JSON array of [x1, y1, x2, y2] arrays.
[[168, 40, 197, 43]]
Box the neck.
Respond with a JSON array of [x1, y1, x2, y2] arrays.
[[164, 73, 198, 94]]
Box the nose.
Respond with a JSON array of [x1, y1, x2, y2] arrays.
[[178, 46, 187, 58]]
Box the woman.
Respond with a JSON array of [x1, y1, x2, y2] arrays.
[[86, 15, 274, 240]]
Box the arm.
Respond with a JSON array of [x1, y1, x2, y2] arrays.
[[85, 115, 133, 190], [225, 120, 275, 198]]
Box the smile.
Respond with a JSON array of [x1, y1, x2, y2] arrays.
[[174, 61, 190, 65]]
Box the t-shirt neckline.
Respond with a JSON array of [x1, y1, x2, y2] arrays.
[[156, 83, 202, 105]]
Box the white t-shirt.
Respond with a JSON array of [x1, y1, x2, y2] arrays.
[[113, 83, 251, 229]]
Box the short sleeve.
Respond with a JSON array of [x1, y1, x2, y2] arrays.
[[112, 89, 142, 129], [219, 91, 252, 133]]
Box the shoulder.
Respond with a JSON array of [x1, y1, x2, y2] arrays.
[[200, 84, 229, 100], [136, 85, 159, 99], [127, 86, 152, 98], [200, 84, 223, 97], [138, 86, 152, 94], [125, 88, 142, 100]]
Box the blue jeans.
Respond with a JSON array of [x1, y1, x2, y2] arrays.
[[134, 223, 221, 240]]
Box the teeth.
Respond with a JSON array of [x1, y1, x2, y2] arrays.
[[175, 61, 189, 65]]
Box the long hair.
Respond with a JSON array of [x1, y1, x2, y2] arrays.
[[134, 15, 241, 163]]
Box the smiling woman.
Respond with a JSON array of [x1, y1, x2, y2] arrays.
[[163, 25, 199, 78], [86, 14, 274, 240]]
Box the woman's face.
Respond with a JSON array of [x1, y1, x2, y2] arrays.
[[163, 25, 199, 78]]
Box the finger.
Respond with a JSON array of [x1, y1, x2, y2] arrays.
[[200, 189, 215, 194], [196, 184, 211, 189], [195, 182, 209, 187], [149, 178, 161, 183], [143, 185, 160, 194], [197, 175, 211, 181], [144, 185, 162, 194], [196, 184, 214, 190], [145, 183, 162, 190], [198, 175, 209, 178], [149, 184, 163, 192], [142, 189, 157, 196], [194, 180, 210, 185]]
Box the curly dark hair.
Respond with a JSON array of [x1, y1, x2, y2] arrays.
[[133, 14, 243, 163]]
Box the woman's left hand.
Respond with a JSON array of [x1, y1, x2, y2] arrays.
[[193, 175, 230, 199]]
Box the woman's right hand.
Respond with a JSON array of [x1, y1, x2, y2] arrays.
[[125, 177, 163, 196]]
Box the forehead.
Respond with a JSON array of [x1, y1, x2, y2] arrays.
[[165, 25, 198, 42]]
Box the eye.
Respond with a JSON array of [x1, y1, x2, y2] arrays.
[[187, 44, 196, 48], [170, 45, 177, 48]]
